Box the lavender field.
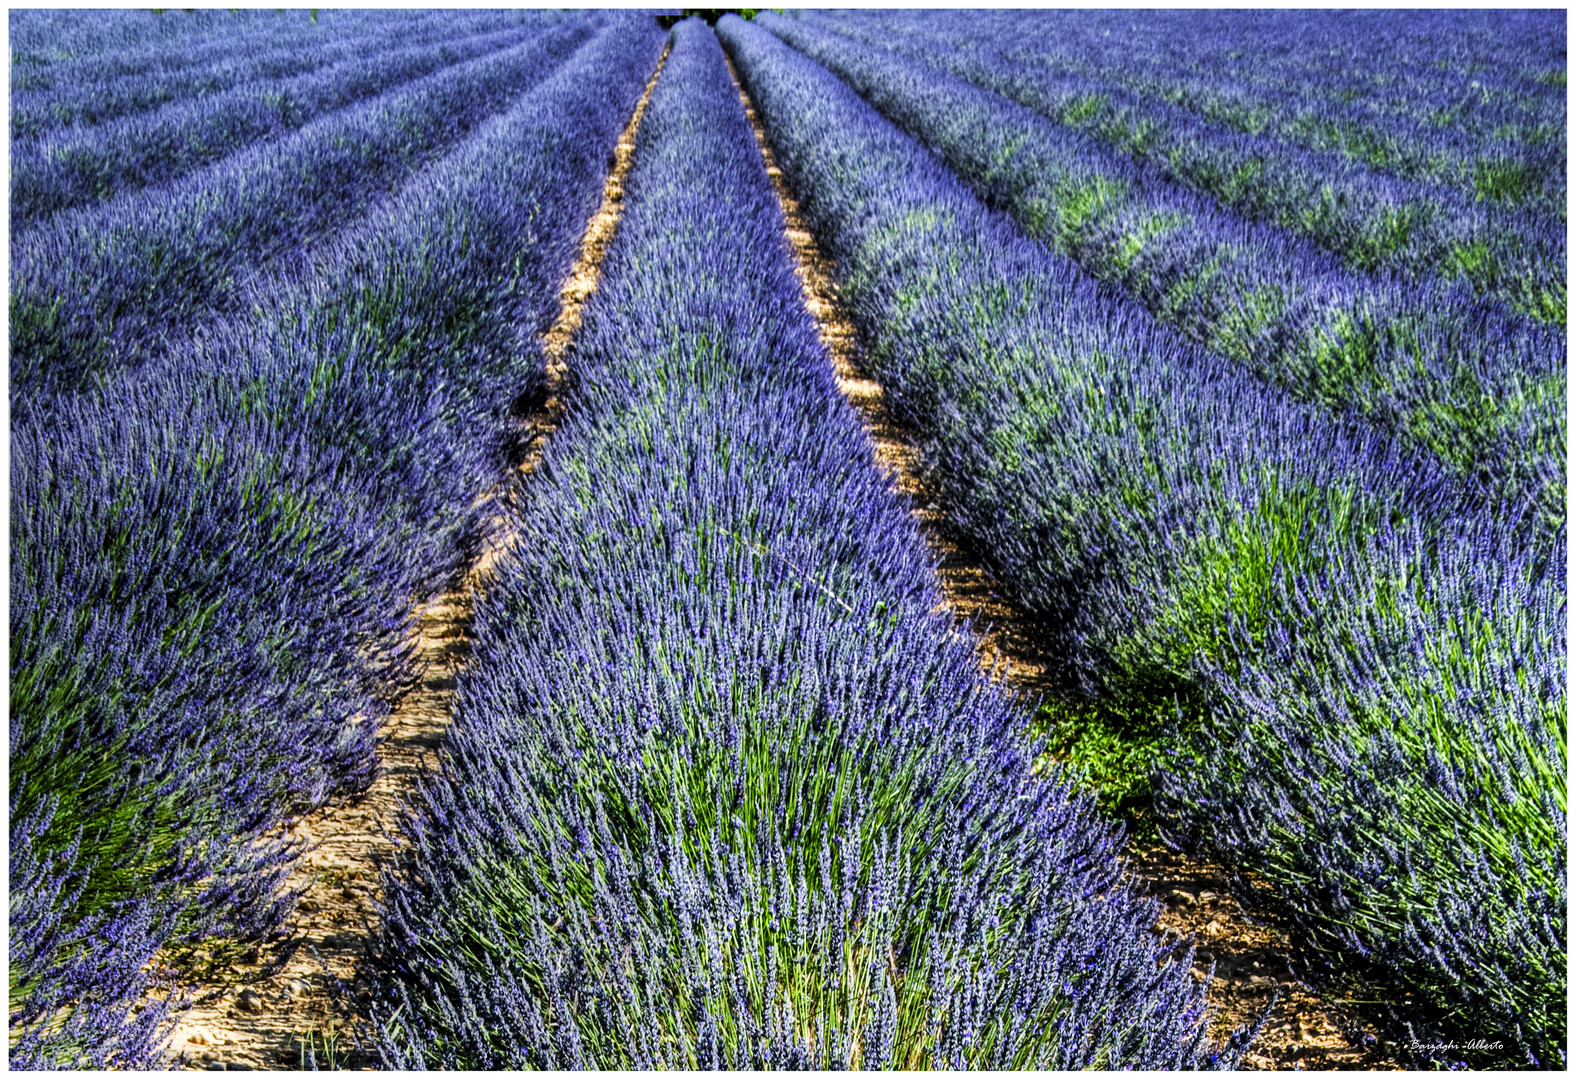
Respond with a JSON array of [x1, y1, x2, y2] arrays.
[[9, 8, 1565, 1070]]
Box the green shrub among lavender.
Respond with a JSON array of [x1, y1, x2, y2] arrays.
[[369, 21, 1254, 1069], [722, 15, 1563, 1066]]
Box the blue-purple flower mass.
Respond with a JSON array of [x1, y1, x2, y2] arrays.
[[761, 12, 1565, 534], [11, 12, 663, 1066], [9, 8, 1565, 1071], [12, 13, 578, 224], [367, 22, 1242, 1067]]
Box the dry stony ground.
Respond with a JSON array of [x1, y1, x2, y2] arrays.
[[155, 39, 1402, 1071]]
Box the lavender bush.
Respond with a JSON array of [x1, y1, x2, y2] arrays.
[[721, 16, 1564, 1067], [12, 19, 562, 224], [369, 20, 1253, 1070], [10, 16, 598, 409], [1163, 514, 1566, 1067], [10, 16, 665, 1067], [808, 11, 1565, 327], [761, 14, 1564, 538], [10, 10, 541, 137]]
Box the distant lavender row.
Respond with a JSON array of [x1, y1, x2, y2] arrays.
[[762, 14, 1564, 538], [998, 9, 1567, 143], [11, 9, 554, 140], [9, 17, 666, 1070], [1124, 8, 1564, 97], [850, 10, 1566, 218], [810, 11, 1565, 325], [13, 22, 554, 225], [10, 8, 333, 90], [722, 17, 1564, 1067], [10, 17, 598, 410], [817, 7, 1567, 217], [1080, 40, 1562, 218], [369, 21, 1247, 1069], [14, 18, 327, 132]]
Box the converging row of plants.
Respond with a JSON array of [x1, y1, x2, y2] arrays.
[[8, 8, 1564, 1072], [765, 14, 1565, 536], [11, 10, 527, 137], [366, 22, 1246, 1068], [814, 11, 1566, 323], [11, 8, 319, 90], [882, 9, 1567, 220], [11, 14, 665, 1066], [724, 13, 1564, 1068], [11, 14, 597, 406], [12, 13, 560, 223]]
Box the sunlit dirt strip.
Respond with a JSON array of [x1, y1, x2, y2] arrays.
[[723, 49, 1403, 1073], [158, 40, 673, 1071]]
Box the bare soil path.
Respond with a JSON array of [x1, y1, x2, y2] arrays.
[[724, 50, 1405, 1072], [157, 41, 672, 1071]]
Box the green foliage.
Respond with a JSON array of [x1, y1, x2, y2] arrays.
[[1062, 471, 1394, 815], [1051, 173, 1127, 241], [1159, 253, 1227, 325], [1218, 157, 1263, 203], [1345, 203, 1424, 272], [1062, 92, 1106, 126], [1515, 276, 1566, 327], [1446, 237, 1501, 291], [1036, 697, 1172, 832], [1309, 119, 1397, 170], [1111, 209, 1188, 273], [1209, 283, 1286, 364], [1472, 156, 1538, 205], [1298, 307, 1390, 401], [1019, 196, 1052, 238], [1156, 474, 1379, 669], [658, 9, 765, 28]]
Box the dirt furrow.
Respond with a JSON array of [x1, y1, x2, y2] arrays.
[[157, 41, 672, 1071], [723, 48, 1403, 1072]]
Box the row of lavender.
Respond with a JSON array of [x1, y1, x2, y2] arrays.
[[857, 10, 1566, 222], [367, 21, 1251, 1068], [725, 15, 1564, 1068], [10, 14, 666, 1067], [778, 13, 1565, 538], [10, 10, 534, 137], [968, 10, 1567, 218], [817, 11, 1565, 328], [10, 14, 597, 408], [12, 11, 575, 223], [10, 7, 309, 80]]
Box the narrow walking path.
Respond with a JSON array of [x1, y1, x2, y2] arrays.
[[159, 41, 672, 1071], [724, 49, 1403, 1072]]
